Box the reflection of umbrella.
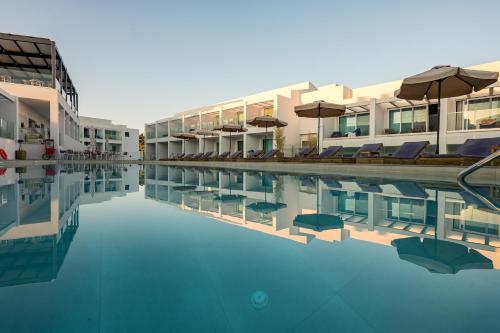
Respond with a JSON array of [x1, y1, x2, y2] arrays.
[[246, 174, 287, 213], [391, 237, 493, 274], [214, 124, 247, 153], [293, 176, 344, 231], [195, 129, 218, 154], [396, 66, 498, 154], [247, 116, 287, 152], [173, 132, 197, 154], [215, 170, 246, 203], [295, 101, 345, 151], [172, 185, 197, 192], [294, 214, 343, 231]]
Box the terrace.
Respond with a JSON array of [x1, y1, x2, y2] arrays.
[[0, 33, 79, 114], [184, 115, 200, 133], [201, 111, 220, 130], [449, 93, 500, 132], [221, 106, 244, 126]]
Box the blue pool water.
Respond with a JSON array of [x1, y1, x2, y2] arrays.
[[0, 164, 499, 332]]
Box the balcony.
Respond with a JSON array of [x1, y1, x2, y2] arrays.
[[105, 131, 121, 141], [447, 109, 499, 131]]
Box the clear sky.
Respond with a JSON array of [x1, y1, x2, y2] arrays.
[[1, 0, 499, 131]]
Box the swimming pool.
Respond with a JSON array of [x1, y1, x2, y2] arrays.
[[0, 164, 499, 332]]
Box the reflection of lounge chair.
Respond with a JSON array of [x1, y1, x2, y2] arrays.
[[329, 143, 383, 163], [357, 141, 429, 164], [417, 137, 500, 166]]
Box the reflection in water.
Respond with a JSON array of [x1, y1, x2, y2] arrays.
[[0, 164, 140, 287], [145, 165, 500, 272], [0, 163, 499, 291]]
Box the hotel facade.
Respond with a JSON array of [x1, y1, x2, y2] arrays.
[[145, 61, 500, 159], [79, 116, 140, 160], [0, 33, 81, 160]]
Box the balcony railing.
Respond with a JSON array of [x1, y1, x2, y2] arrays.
[[146, 130, 156, 139], [447, 109, 500, 131], [0, 69, 53, 88], [201, 121, 219, 130], [0, 118, 14, 140], [105, 133, 121, 140], [222, 118, 244, 126]]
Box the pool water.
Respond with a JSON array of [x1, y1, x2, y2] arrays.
[[0, 164, 499, 332]]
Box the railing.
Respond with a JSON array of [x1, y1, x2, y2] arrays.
[[0, 69, 52, 88], [105, 133, 121, 140], [447, 109, 499, 131], [0, 118, 14, 140], [201, 121, 219, 130], [19, 127, 49, 144], [222, 118, 244, 126], [146, 131, 156, 139]]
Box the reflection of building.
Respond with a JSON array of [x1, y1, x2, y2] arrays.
[[0, 33, 82, 160], [145, 61, 500, 159], [79, 117, 140, 160], [0, 164, 139, 286], [144, 166, 500, 270]]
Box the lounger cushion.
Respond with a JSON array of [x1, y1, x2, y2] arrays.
[[458, 137, 500, 158], [392, 141, 429, 159], [317, 146, 342, 159], [353, 143, 383, 158]]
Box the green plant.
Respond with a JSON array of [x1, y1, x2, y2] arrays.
[[275, 127, 285, 152]]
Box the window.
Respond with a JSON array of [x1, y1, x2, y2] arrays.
[[300, 133, 317, 147], [452, 96, 500, 130], [338, 113, 369, 136], [388, 106, 428, 133], [125, 131, 130, 137]]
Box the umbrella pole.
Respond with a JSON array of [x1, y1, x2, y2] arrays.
[[317, 103, 321, 153], [265, 124, 268, 152], [435, 80, 442, 154]]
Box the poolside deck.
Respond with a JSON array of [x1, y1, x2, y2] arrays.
[[1, 159, 498, 184]]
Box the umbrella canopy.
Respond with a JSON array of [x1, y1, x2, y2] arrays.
[[172, 132, 197, 140], [213, 194, 246, 203], [293, 213, 344, 231], [195, 129, 218, 154], [214, 124, 248, 153], [247, 201, 287, 213], [247, 116, 287, 128], [395, 65, 498, 153], [173, 132, 197, 154], [247, 116, 288, 152], [295, 101, 346, 151], [391, 237, 493, 274]]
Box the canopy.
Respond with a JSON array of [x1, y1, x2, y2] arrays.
[[247, 116, 287, 128], [293, 214, 344, 231], [391, 237, 493, 274], [294, 101, 346, 118], [247, 201, 287, 213], [172, 132, 197, 140], [396, 65, 498, 100], [214, 124, 248, 133], [395, 65, 498, 154]]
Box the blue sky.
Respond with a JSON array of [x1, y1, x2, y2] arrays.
[[2, 0, 499, 131]]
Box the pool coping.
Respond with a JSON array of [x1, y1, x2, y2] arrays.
[[1, 159, 498, 184]]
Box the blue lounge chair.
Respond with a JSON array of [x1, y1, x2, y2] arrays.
[[357, 141, 429, 164], [247, 149, 264, 159], [328, 143, 383, 163], [417, 137, 500, 165], [296, 146, 316, 158], [259, 149, 279, 161], [200, 151, 213, 160], [228, 150, 243, 159]]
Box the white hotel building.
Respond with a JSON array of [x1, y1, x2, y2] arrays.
[[79, 116, 140, 160], [0, 33, 82, 160], [145, 61, 500, 159]]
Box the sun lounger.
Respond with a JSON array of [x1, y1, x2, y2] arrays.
[[171, 153, 185, 160], [189, 152, 204, 160], [329, 143, 383, 163], [200, 151, 213, 160], [259, 149, 279, 161], [357, 141, 429, 164], [214, 151, 230, 160], [182, 153, 194, 160], [296, 146, 316, 158], [228, 150, 243, 159], [247, 149, 264, 159], [417, 137, 500, 166], [299, 146, 343, 162]]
